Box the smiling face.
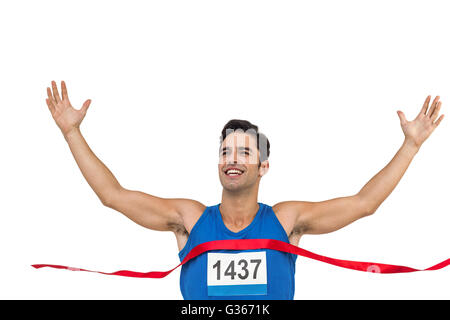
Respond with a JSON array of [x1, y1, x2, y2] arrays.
[[218, 130, 269, 193]]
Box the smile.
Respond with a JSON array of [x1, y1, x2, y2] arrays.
[[225, 168, 244, 177]]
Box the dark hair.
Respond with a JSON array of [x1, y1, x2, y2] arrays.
[[219, 119, 270, 166]]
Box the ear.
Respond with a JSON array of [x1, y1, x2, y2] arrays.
[[259, 160, 269, 177]]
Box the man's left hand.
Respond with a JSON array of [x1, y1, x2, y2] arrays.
[[397, 95, 444, 150]]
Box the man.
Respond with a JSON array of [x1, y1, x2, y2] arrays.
[[45, 80, 444, 299]]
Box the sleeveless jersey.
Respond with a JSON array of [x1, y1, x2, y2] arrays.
[[178, 202, 297, 300]]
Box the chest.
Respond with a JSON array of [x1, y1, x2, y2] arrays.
[[175, 209, 300, 252]]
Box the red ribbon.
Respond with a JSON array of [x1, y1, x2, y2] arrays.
[[32, 238, 449, 278]]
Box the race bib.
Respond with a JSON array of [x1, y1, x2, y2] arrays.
[[207, 251, 267, 296]]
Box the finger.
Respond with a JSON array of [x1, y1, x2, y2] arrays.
[[433, 114, 444, 128], [430, 101, 442, 121], [47, 87, 55, 105], [51, 80, 62, 104], [46, 98, 55, 115], [61, 80, 71, 103], [397, 110, 407, 125], [80, 99, 91, 114], [427, 95, 440, 118], [418, 95, 431, 117]]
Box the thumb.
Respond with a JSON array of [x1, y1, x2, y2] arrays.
[[397, 110, 407, 125], [81, 99, 91, 114]]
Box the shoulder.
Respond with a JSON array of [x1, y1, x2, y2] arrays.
[[272, 201, 309, 236], [169, 198, 207, 234]]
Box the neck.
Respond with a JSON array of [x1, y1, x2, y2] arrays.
[[219, 188, 260, 228]]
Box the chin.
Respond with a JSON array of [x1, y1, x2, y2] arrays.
[[225, 182, 250, 193]]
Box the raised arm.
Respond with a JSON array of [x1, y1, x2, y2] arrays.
[[359, 95, 444, 213], [275, 95, 444, 235], [45, 80, 204, 233]]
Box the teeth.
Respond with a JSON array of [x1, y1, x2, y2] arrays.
[[226, 169, 243, 175]]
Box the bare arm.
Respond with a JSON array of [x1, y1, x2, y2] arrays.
[[359, 95, 444, 213], [276, 95, 444, 235], [62, 127, 120, 204], [358, 139, 418, 214], [45, 80, 203, 232], [64, 127, 203, 231], [46, 80, 124, 204], [274, 195, 368, 235]]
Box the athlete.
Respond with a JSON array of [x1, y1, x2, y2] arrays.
[[45, 80, 444, 299]]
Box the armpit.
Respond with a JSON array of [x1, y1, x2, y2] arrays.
[[166, 222, 189, 236]]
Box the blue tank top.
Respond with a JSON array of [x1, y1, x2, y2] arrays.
[[178, 202, 297, 300]]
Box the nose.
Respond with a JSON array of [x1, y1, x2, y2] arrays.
[[233, 148, 238, 163], [225, 155, 238, 165]]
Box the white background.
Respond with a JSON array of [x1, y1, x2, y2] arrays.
[[0, 0, 448, 299]]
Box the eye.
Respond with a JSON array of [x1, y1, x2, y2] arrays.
[[221, 150, 249, 156]]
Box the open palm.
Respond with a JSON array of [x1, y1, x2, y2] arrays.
[[46, 80, 91, 136], [397, 95, 444, 149]]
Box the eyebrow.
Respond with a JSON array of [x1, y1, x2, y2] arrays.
[[221, 147, 253, 153]]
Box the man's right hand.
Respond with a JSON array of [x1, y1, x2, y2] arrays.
[[46, 80, 91, 137]]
